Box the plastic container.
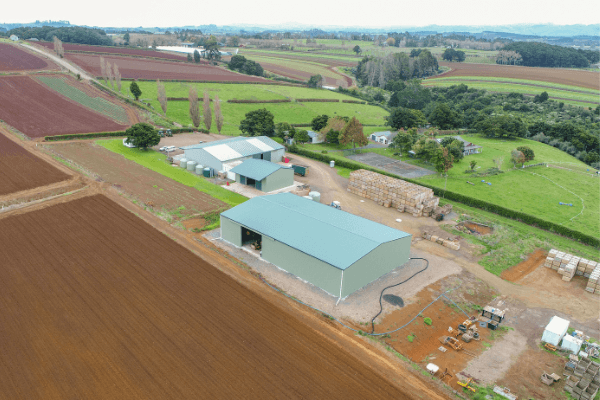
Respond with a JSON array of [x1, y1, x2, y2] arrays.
[[330, 160, 335, 168], [309, 191, 321, 203], [203, 167, 211, 178], [180, 158, 188, 169], [186, 160, 197, 171]]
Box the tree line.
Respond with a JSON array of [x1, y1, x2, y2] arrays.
[[354, 50, 439, 88], [500, 42, 599, 68], [8, 26, 113, 46]]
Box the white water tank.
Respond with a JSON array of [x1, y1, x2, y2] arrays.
[[180, 158, 188, 168], [187, 160, 197, 171], [330, 160, 335, 168], [195, 164, 204, 174], [309, 191, 321, 203]]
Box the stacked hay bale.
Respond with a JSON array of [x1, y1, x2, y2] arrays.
[[347, 170, 439, 217], [544, 249, 599, 295]]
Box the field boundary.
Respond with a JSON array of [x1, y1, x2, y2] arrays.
[[288, 145, 599, 247]]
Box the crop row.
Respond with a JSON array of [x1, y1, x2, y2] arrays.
[[37, 76, 129, 124]]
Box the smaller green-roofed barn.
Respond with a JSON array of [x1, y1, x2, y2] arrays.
[[220, 193, 412, 299], [230, 159, 294, 192]]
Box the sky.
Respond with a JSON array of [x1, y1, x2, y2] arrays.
[[3, 0, 600, 28]]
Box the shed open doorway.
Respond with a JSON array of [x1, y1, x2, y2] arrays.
[[242, 227, 262, 252]]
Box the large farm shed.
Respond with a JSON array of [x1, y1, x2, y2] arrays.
[[230, 159, 294, 192], [181, 136, 285, 178], [220, 193, 412, 298]]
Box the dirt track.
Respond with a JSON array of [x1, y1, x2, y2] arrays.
[[0, 193, 448, 399], [0, 75, 128, 138], [46, 141, 227, 218], [438, 62, 600, 90], [0, 132, 69, 195]]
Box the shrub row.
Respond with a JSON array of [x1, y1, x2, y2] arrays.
[[165, 97, 212, 101], [124, 79, 280, 85], [295, 99, 340, 103], [342, 100, 366, 104], [227, 99, 291, 103], [44, 127, 195, 142], [45, 131, 127, 141], [290, 124, 312, 127], [287, 146, 600, 248]]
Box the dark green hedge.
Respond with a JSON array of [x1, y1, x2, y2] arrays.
[[342, 100, 367, 104], [44, 128, 195, 142], [227, 99, 291, 103], [288, 146, 600, 248], [295, 99, 339, 102]]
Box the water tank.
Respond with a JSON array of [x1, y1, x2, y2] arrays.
[[195, 165, 204, 175], [330, 160, 335, 168], [187, 160, 197, 171], [180, 158, 188, 168], [203, 167, 211, 178], [309, 191, 321, 203]]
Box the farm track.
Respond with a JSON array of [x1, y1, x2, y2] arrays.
[[437, 62, 600, 90], [0, 131, 70, 196], [0, 42, 56, 71], [0, 75, 129, 138], [67, 53, 271, 82], [0, 193, 445, 400], [45, 141, 227, 218]]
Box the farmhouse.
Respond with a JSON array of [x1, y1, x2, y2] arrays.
[[287, 130, 323, 145], [370, 131, 397, 145], [220, 193, 412, 298], [230, 159, 294, 192], [181, 136, 285, 179], [9, 35, 19, 41], [453, 136, 482, 155]]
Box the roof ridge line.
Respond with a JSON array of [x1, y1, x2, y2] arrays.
[[259, 195, 380, 245]]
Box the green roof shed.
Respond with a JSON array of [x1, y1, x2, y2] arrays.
[[220, 193, 412, 299]]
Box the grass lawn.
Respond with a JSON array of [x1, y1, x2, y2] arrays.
[[121, 81, 389, 134], [238, 48, 359, 64], [422, 80, 599, 106], [440, 199, 599, 276], [98, 139, 247, 208], [415, 136, 600, 238]]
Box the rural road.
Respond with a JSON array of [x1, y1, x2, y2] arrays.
[[20, 42, 94, 81]]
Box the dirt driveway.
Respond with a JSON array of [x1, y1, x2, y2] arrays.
[[347, 152, 435, 179], [290, 153, 600, 323]]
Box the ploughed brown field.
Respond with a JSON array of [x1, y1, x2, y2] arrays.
[[67, 53, 270, 82], [438, 62, 600, 90], [0, 133, 68, 195], [0, 75, 128, 138], [0, 43, 53, 71], [33, 40, 189, 61], [0, 194, 411, 399]]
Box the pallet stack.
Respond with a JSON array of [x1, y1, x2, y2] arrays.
[[564, 358, 600, 400], [422, 231, 460, 251], [347, 170, 439, 217], [544, 249, 599, 295]]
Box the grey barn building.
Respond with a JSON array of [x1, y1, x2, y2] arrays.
[[220, 193, 412, 298], [230, 159, 294, 192], [181, 136, 285, 179]]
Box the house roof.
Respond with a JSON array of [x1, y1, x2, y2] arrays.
[[453, 135, 482, 149], [307, 130, 317, 138], [182, 136, 284, 162], [372, 131, 394, 138], [230, 159, 288, 181], [221, 193, 410, 270]]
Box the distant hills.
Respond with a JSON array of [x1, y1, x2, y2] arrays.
[[1, 21, 598, 38]]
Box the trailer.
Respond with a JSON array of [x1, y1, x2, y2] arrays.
[[291, 164, 310, 176]]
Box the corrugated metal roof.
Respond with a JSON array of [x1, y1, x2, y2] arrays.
[[307, 130, 317, 138], [230, 159, 287, 181], [373, 131, 393, 138], [181, 136, 283, 162], [221, 193, 410, 270]]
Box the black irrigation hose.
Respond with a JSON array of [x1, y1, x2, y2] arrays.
[[257, 256, 473, 337], [371, 257, 429, 334]]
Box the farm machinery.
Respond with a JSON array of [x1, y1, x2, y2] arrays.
[[457, 378, 476, 392]]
